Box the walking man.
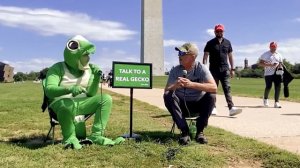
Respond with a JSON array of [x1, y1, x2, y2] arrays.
[[203, 24, 242, 116]]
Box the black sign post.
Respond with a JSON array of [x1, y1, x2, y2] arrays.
[[112, 61, 152, 141]]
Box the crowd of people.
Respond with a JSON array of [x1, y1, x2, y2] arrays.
[[163, 24, 287, 145], [43, 23, 288, 148]]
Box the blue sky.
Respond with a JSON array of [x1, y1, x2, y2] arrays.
[[1, 0, 300, 74]]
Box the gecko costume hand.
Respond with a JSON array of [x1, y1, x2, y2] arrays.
[[45, 35, 124, 149], [69, 85, 86, 97]]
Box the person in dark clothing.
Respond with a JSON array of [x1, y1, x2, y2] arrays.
[[203, 24, 242, 116], [164, 42, 217, 145]]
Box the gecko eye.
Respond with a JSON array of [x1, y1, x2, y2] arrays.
[[67, 40, 80, 51]]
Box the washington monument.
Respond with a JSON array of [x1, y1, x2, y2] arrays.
[[141, 0, 164, 76]]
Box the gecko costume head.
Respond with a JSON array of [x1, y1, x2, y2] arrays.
[[64, 35, 96, 70]]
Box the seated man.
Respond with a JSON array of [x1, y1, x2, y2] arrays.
[[163, 42, 217, 145], [45, 35, 124, 149]]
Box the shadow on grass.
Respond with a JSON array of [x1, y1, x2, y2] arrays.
[[151, 114, 171, 118], [234, 105, 265, 108], [281, 113, 300, 116], [134, 131, 183, 161], [135, 130, 179, 144], [4, 134, 61, 149], [211, 115, 238, 118]]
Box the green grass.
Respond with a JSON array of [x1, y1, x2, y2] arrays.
[[0, 81, 300, 167], [153, 76, 300, 103]]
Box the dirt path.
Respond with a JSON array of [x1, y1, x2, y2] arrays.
[[103, 85, 300, 155]]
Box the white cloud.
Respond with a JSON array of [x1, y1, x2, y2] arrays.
[[294, 17, 300, 22], [163, 38, 300, 72], [206, 29, 215, 37], [90, 48, 139, 74], [3, 58, 57, 73], [0, 6, 137, 41], [164, 39, 186, 47], [234, 39, 300, 67]]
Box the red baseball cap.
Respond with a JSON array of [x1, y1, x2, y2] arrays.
[[270, 41, 277, 48], [215, 24, 224, 31]]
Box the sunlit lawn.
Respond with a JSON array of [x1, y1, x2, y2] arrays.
[[0, 81, 299, 167]]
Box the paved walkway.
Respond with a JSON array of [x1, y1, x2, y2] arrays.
[[103, 85, 300, 155]]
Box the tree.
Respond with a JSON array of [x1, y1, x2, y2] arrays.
[[13, 72, 27, 81], [27, 71, 39, 80], [282, 59, 293, 72], [292, 63, 300, 74]]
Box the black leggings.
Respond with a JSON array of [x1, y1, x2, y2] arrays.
[[264, 75, 282, 102]]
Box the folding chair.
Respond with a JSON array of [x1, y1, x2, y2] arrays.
[[170, 117, 198, 135]]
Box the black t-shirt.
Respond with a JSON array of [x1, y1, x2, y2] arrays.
[[204, 37, 232, 72]]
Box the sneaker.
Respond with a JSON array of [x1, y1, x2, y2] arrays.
[[274, 102, 282, 108], [229, 107, 242, 116], [263, 99, 269, 107], [211, 107, 218, 115], [195, 132, 208, 144], [178, 135, 190, 145]]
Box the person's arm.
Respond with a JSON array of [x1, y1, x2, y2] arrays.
[[228, 52, 234, 70], [228, 52, 235, 77], [164, 82, 179, 92], [258, 59, 277, 67], [180, 77, 217, 93], [202, 52, 209, 65], [164, 69, 183, 92], [86, 64, 101, 97], [45, 63, 71, 99]]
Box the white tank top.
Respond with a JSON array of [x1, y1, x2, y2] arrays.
[[50, 63, 91, 106]]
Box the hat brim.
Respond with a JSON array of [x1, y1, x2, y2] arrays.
[[215, 28, 224, 31], [175, 47, 187, 52]]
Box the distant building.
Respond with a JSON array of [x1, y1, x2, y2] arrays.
[[244, 58, 249, 69], [0, 62, 14, 82]]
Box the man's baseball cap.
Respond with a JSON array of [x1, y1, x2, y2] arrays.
[[175, 43, 199, 56], [215, 24, 224, 31], [270, 41, 277, 48]]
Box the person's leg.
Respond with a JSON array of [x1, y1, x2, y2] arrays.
[[273, 75, 282, 107], [163, 91, 189, 134], [76, 94, 111, 135], [195, 93, 215, 133], [210, 71, 219, 115], [264, 75, 273, 100], [51, 99, 82, 149], [186, 93, 215, 144], [219, 70, 234, 109], [77, 94, 124, 145]]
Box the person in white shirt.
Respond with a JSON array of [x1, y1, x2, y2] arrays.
[[259, 41, 283, 108]]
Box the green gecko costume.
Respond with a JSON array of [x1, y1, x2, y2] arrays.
[[45, 35, 125, 149]]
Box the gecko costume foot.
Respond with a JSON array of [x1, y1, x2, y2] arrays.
[[113, 137, 126, 144], [64, 137, 82, 150], [88, 133, 115, 146]]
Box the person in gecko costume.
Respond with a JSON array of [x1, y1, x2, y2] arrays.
[[45, 35, 125, 149]]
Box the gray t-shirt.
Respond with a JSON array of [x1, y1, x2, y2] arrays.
[[167, 62, 213, 101]]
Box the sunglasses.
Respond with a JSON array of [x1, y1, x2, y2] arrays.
[[178, 50, 190, 56], [215, 30, 223, 33]]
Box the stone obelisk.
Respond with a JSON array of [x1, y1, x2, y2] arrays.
[[141, 0, 164, 76]]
